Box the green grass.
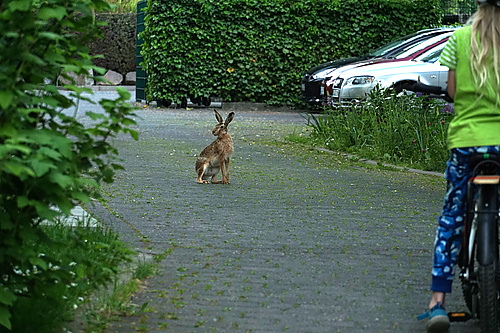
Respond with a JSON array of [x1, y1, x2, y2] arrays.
[[294, 88, 454, 172], [5, 217, 140, 333]]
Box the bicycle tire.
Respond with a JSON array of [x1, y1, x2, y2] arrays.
[[476, 182, 500, 332], [478, 262, 499, 332]]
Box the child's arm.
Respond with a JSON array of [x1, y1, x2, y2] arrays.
[[447, 70, 456, 100]]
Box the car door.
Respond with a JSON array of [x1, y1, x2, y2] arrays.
[[413, 44, 449, 90]]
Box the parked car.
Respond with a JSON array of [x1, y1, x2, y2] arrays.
[[326, 41, 449, 106], [300, 28, 454, 107]]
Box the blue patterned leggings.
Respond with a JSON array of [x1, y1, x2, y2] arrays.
[[431, 146, 500, 293]]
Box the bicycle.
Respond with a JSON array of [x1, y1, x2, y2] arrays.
[[407, 82, 500, 332], [458, 152, 500, 332]]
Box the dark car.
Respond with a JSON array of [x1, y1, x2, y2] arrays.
[[300, 28, 454, 107]]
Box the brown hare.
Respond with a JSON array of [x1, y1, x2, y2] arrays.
[[196, 110, 234, 184]]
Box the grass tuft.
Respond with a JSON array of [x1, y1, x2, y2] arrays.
[[297, 88, 453, 172]]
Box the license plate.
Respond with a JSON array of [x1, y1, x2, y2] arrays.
[[320, 86, 324, 95], [301, 84, 305, 91], [333, 89, 340, 98]]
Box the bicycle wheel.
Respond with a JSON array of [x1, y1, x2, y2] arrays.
[[478, 262, 499, 332], [476, 183, 499, 332]]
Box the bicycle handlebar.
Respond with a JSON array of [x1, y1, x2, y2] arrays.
[[410, 83, 446, 95], [402, 82, 453, 103]]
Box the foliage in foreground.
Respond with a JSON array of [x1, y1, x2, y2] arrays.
[[0, 0, 138, 330], [303, 89, 454, 172], [4, 221, 134, 333]]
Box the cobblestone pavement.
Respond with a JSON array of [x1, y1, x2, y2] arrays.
[[83, 105, 480, 333]]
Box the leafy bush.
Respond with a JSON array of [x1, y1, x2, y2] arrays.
[[306, 89, 454, 172], [0, 0, 138, 330], [89, 13, 137, 80], [106, 0, 141, 13], [141, 0, 442, 106], [6, 221, 133, 332]]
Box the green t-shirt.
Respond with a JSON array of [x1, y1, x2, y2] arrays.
[[439, 26, 500, 149]]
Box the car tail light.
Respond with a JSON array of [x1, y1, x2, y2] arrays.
[[322, 79, 333, 96]]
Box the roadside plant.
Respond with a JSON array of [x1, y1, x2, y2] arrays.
[[0, 0, 138, 331], [105, 0, 141, 12], [306, 88, 454, 171]]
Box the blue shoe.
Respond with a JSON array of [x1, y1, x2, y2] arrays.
[[417, 302, 450, 333]]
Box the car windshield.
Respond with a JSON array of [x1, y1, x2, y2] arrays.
[[366, 30, 438, 57], [393, 33, 451, 59], [414, 43, 446, 63]]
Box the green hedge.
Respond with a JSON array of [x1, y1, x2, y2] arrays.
[[89, 13, 137, 80], [141, 0, 442, 106]]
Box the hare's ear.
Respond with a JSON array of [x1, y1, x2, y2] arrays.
[[214, 110, 223, 124], [225, 112, 235, 127]]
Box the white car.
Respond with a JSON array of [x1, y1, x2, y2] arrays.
[[327, 41, 449, 106]]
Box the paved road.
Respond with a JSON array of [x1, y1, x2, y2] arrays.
[[80, 95, 480, 332]]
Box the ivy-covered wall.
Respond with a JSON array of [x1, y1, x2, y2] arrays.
[[142, 0, 442, 106]]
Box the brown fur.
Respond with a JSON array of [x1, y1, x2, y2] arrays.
[[195, 110, 234, 184]]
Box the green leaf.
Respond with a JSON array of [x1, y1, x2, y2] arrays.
[[86, 112, 108, 120], [121, 118, 136, 126], [72, 191, 90, 203], [37, 7, 67, 21], [29, 257, 48, 270], [49, 172, 74, 189], [0, 144, 31, 158], [126, 129, 139, 141], [115, 87, 131, 99], [0, 304, 12, 330], [38, 147, 62, 161], [17, 196, 31, 208], [29, 159, 55, 177], [0, 212, 13, 230], [0, 288, 16, 306], [38, 31, 62, 41], [0, 91, 14, 110], [2, 161, 36, 179], [8, 0, 31, 12]]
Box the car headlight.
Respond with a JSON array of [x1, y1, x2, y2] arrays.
[[344, 76, 375, 87]]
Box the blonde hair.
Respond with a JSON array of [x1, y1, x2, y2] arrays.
[[468, 4, 500, 93]]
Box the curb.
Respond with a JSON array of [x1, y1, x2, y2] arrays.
[[316, 147, 444, 178], [89, 85, 135, 92]]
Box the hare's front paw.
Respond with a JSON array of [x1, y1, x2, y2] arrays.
[[197, 179, 210, 184]]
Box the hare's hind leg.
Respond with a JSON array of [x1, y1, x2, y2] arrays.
[[196, 163, 210, 184], [222, 158, 230, 184], [210, 168, 222, 184]]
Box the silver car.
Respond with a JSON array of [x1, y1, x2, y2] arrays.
[[327, 37, 450, 106]]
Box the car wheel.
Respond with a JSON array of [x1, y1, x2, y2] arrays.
[[202, 97, 211, 107], [180, 97, 188, 108], [157, 99, 172, 108], [189, 95, 201, 105]]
